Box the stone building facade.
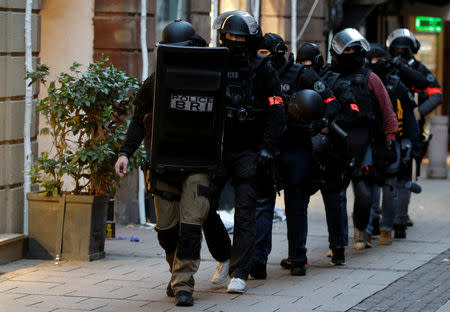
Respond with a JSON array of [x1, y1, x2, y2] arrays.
[[0, 0, 40, 234], [90, 0, 328, 224], [1, 0, 447, 234]]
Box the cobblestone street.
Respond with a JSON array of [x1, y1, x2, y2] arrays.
[[1, 173, 449, 312]]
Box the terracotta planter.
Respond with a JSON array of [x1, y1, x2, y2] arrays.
[[27, 193, 109, 261]]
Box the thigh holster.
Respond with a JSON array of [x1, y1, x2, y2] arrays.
[[176, 223, 202, 260]]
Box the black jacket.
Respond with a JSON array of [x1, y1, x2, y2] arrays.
[[223, 53, 285, 153], [119, 73, 154, 157], [383, 70, 420, 146]]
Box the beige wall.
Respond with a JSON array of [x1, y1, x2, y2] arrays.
[[38, 0, 95, 157]]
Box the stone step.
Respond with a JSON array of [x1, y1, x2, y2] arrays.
[[0, 234, 25, 265]]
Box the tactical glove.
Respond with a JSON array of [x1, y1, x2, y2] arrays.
[[257, 148, 274, 169], [384, 140, 397, 165], [391, 56, 407, 69]]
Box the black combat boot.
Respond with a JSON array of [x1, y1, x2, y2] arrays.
[[406, 216, 414, 227], [394, 224, 407, 239], [330, 247, 345, 266], [175, 290, 194, 306], [250, 262, 267, 279], [280, 258, 292, 269], [290, 262, 306, 276]]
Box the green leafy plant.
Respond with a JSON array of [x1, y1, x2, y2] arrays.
[[27, 56, 145, 196]]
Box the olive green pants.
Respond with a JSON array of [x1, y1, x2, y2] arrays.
[[153, 173, 210, 294]]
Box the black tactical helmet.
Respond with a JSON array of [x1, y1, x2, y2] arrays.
[[221, 14, 252, 36], [288, 89, 324, 121], [161, 20, 196, 45], [296, 43, 324, 71], [213, 11, 263, 53], [330, 28, 370, 56], [214, 10, 262, 37], [386, 28, 420, 55], [367, 43, 390, 60], [367, 43, 392, 76], [260, 33, 288, 55]]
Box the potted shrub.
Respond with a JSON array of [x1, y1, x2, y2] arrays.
[[26, 56, 145, 261]]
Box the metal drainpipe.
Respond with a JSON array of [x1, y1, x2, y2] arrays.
[[211, 0, 218, 47], [327, 30, 333, 63], [24, 0, 33, 236], [291, 0, 297, 57], [138, 0, 148, 225], [253, 0, 260, 23]]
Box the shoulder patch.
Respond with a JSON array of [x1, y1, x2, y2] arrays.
[[313, 81, 326, 93], [427, 73, 435, 82], [281, 83, 290, 92]]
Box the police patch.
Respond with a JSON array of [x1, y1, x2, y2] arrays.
[[426, 73, 435, 82], [313, 81, 325, 93], [408, 92, 415, 101], [281, 83, 290, 92]]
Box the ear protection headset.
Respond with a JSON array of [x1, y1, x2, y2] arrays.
[[308, 43, 324, 68], [273, 41, 288, 55], [266, 33, 288, 55]]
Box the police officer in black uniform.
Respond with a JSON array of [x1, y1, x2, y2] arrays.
[[252, 33, 341, 276], [366, 43, 422, 242], [387, 28, 443, 128], [387, 28, 442, 227], [367, 43, 421, 240], [330, 28, 398, 251], [115, 20, 231, 306], [210, 11, 285, 293], [296, 42, 361, 265]]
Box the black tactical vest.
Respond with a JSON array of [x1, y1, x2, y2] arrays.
[[223, 54, 271, 152], [384, 73, 404, 137], [319, 69, 340, 93], [226, 55, 270, 107], [340, 67, 380, 123], [278, 59, 305, 104]]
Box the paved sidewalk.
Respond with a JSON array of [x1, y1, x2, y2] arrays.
[[0, 174, 449, 312]]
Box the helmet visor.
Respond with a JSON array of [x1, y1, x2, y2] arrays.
[[386, 28, 416, 48], [331, 28, 370, 55], [213, 10, 260, 35]]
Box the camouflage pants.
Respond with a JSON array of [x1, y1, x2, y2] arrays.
[[153, 173, 210, 294]]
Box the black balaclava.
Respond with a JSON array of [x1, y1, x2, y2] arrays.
[[367, 43, 392, 77], [390, 47, 413, 61], [297, 43, 324, 73], [332, 46, 365, 75], [221, 34, 248, 59], [260, 33, 288, 69], [389, 37, 414, 61]]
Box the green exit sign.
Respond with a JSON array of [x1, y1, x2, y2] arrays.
[[415, 16, 442, 33]]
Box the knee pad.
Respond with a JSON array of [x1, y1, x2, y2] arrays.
[[156, 224, 179, 255], [176, 223, 202, 260]]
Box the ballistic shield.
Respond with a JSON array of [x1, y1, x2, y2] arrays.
[[150, 44, 229, 172]]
